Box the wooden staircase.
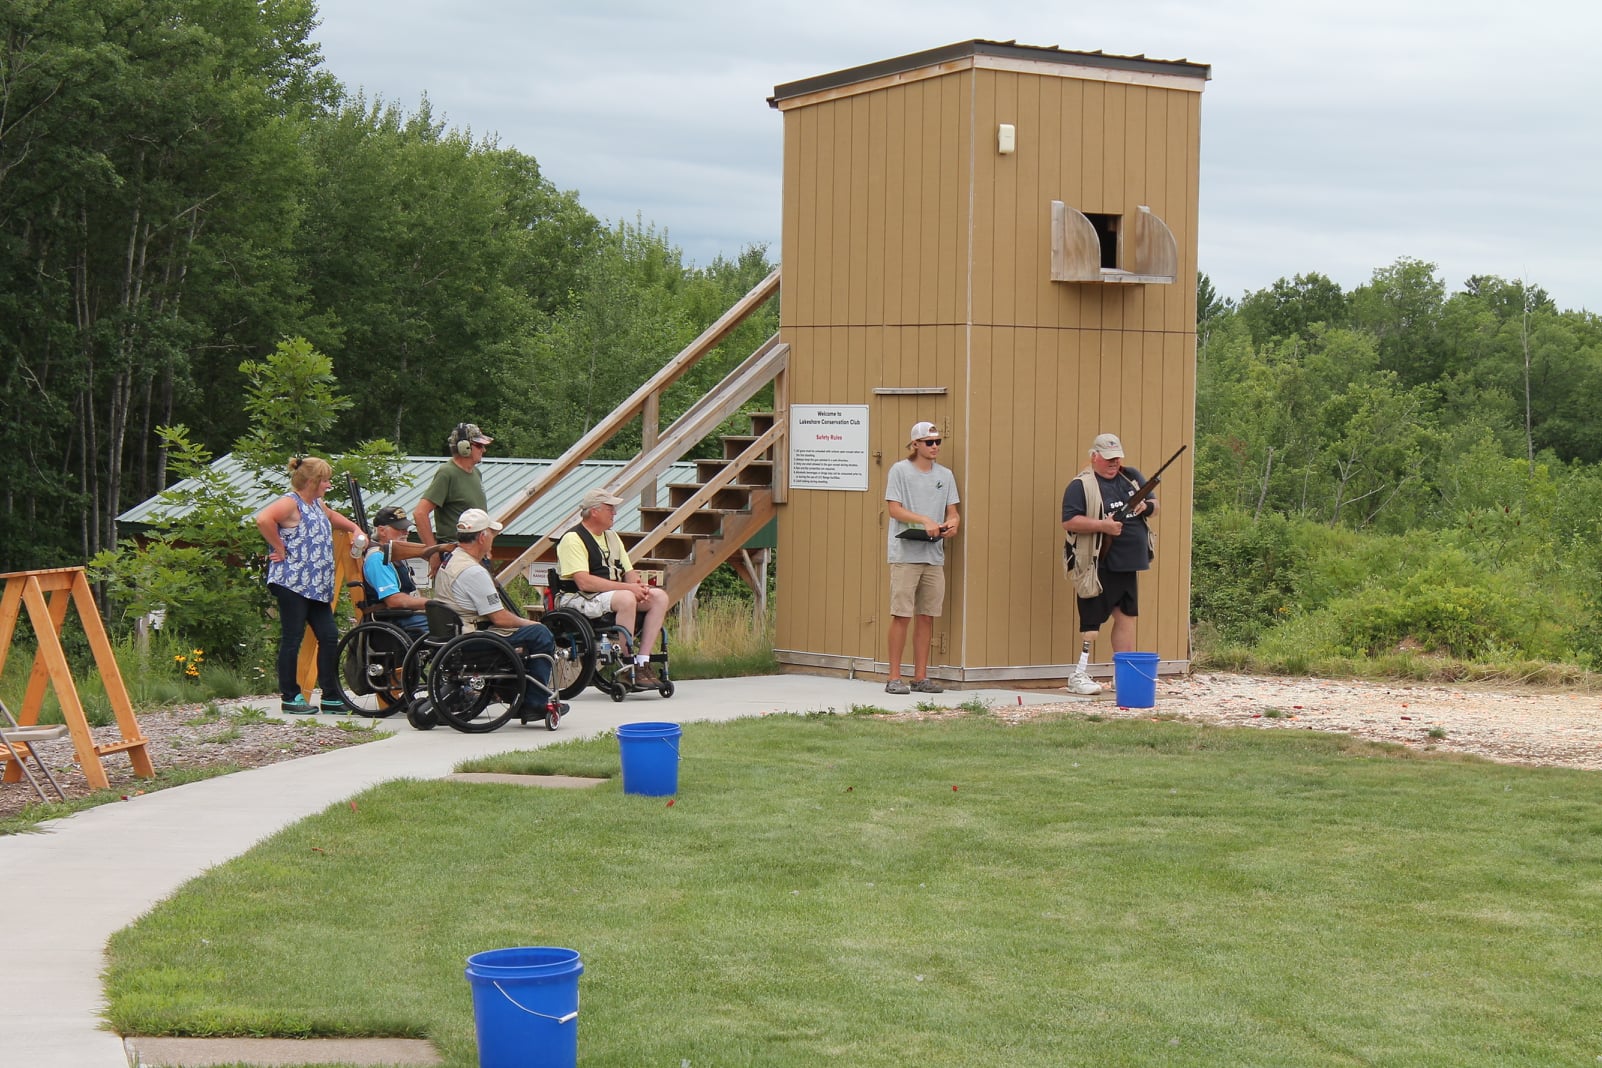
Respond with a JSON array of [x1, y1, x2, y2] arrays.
[[625, 413, 780, 603], [494, 269, 787, 607]]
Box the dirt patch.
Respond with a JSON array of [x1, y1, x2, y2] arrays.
[[898, 672, 1602, 772], [0, 703, 380, 819]]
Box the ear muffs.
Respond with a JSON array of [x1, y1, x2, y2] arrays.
[[453, 422, 472, 457]]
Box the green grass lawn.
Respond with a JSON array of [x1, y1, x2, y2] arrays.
[[104, 711, 1602, 1067]]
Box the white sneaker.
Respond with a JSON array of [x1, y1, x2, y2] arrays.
[[1064, 671, 1103, 696]]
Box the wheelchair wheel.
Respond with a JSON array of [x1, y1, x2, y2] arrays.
[[542, 608, 597, 700], [333, 621, 412, 717], [429, 632, 525, 734], [659, 679, 675, 698]]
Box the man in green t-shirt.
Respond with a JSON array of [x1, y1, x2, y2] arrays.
[[414, 421, 492, 572]]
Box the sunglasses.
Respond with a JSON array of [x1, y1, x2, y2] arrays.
[[919, 438, 943, 446]]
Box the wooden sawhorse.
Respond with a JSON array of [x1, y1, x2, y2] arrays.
[[0, 567, 153, 791]]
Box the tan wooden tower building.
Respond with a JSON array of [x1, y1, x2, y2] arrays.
[[769, 40, 1210, 686]]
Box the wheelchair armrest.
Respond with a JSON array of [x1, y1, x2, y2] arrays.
[[366, 606, 422, 624]]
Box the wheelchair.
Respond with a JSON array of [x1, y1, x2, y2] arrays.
[[543, 568, 674, 703], [332, 586, 428, 719], [335, 577, 593, 734]]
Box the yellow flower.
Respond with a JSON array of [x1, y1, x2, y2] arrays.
[[174, 654, 186, 662]]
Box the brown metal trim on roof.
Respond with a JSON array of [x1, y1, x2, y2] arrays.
[[768, 39, 1211, 106]]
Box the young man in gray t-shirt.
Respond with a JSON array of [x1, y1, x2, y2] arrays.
[[883, 420, 961, 695]]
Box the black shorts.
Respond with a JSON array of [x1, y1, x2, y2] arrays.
[[1076, 569, 1139, 631]]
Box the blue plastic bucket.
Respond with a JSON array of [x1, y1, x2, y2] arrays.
[[616, 721, 682, 796], [464, 947, 583, 1068], [1112, 652, 1160, 709]]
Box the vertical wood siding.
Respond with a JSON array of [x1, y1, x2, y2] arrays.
[[778, 60, 1201, 675]]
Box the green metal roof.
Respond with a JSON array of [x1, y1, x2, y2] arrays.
[[117, 454, 700, 543]]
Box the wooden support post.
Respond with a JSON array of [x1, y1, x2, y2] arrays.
[[0, 567, 153, 791], [641, 390, 660, 510]]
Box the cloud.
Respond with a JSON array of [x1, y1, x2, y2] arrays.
[[312, 0, 1602, 310]]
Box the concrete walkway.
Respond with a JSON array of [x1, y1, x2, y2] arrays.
[[2, 675, 1060, 1067]]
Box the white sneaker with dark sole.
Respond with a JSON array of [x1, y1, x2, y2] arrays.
[[1064, 672, 1103, 696]]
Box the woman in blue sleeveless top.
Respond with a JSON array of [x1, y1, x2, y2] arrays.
[[254, 457, 367, 714]]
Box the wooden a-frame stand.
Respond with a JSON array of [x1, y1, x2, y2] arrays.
[[0, 567, 153, 791]]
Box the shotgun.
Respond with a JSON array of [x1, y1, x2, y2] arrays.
[[344, 472, 372, 560], [1106, 444, 1188, 520], [345, 472, 371, 536]]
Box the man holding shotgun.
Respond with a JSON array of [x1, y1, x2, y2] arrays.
[[1060, 434, 1182, 695]]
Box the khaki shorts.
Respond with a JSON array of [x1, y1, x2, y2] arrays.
[[560, 590, 620, 619], [889, 563, 946, 618]]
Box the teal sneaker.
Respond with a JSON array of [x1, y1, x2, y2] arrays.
[[319, 698, 346, 714], [281, 696, 315, 715]]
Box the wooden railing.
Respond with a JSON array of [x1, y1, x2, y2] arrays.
[[496, 268, 786, 583]]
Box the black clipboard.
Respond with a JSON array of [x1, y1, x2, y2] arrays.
[[896, 527, 941, 541]]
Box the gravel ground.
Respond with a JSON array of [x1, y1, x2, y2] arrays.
[[7, 673, 1601, 819], [0, 703, 379, 820], [907, 672, 1602, 772]]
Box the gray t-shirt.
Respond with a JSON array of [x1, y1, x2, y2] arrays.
[[886, 459, 960, 565], [432, 551, 513, 635]]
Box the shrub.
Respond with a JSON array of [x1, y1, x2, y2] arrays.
[[1189, 509, 1301, 643]]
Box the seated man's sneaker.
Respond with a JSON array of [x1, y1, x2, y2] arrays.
[[884, 679, 911, 695], [1064, 671, 1103, 696], [910, 678, 944, 694], [631, 663, 660, 688]]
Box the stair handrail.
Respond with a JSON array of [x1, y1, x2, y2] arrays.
[[499, 336, 788, 580], [494, 266, 780, 531]]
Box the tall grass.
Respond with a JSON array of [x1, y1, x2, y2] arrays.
[[671, 595, 776, 679]]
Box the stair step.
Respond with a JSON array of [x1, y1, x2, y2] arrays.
[[619, 530, 704, 562], [719, 435, 775, 462], [667, 483, 752, 510], [745, 412, 777, 435], [695, 458, 773, 485], [640, 506, 737, 536]]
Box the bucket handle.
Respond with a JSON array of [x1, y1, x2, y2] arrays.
[[1121, 659, 1159, 685], [492, 980, 578, 1024], [1118, 658, 1160, 683], [624, 733, 680, 758]]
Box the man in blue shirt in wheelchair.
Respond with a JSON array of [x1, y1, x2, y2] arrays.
[[360, 506, 431, 634]]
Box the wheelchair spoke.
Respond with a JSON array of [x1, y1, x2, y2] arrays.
[[428, 633, 524, 733], [334, 621, 412, 717]]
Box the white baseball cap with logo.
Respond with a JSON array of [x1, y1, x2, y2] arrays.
[[456, 508, 504, 535], [1090, 433, 1124, 458]]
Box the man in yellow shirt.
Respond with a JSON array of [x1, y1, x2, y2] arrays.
[[556, 488, 670, 686]]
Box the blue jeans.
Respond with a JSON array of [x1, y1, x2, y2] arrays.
[[504, 623, 556, 705], [269, 583, 339, 703]]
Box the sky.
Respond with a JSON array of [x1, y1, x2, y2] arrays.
[[309, 0, 1602, 312]]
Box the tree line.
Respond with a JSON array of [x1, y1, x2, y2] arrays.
[[0, 0, 775, 575], [8, 1, 1600, 670], [1193, 263, 1602, 667]]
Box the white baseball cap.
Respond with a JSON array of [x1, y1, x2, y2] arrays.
[[456, 508, 504, 535], [1091, 433, 1124, 458], [909, 421, 942, 444]]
